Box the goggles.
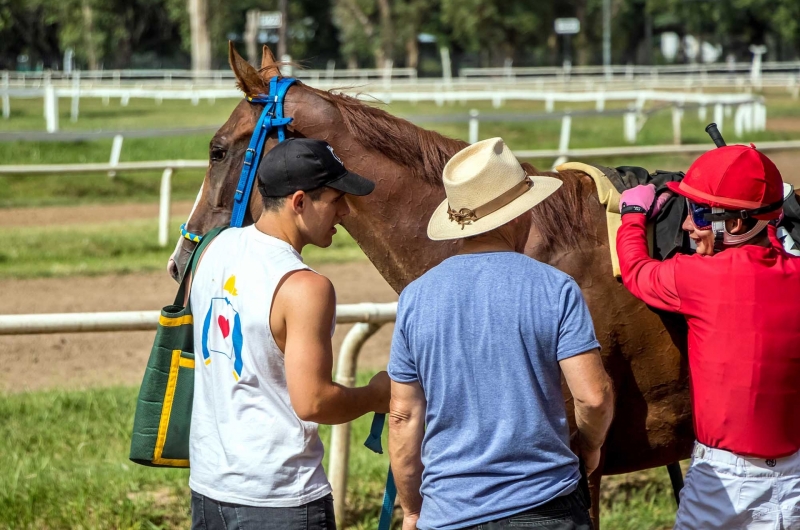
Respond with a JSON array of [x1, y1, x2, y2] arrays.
[[686, 199, 713, 230]]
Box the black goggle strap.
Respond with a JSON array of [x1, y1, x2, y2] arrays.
[[701, 185, 793, 223]]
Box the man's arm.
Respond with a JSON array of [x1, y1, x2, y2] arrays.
[[278, 270, 389, 425], [616, 214, 681, 312], [559, 349, 614, 475], [388, 380, 426, 530]]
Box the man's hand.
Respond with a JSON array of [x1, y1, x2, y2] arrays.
[[571, 432, 602, 476], [402, 512, 420, 530], [367, 371, 391, 413]]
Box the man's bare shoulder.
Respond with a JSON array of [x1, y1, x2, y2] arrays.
[[276, 270, 335, 315]]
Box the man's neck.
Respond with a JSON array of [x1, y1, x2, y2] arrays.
[[254, 214, 305, 254], [458, 228, 518, 255]]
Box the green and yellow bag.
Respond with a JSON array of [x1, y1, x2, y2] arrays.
[[129, 227, 227, 468]]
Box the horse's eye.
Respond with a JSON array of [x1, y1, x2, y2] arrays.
[[210, 146, 227, 162]]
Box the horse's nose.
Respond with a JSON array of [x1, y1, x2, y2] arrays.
[[167, 257, 180, 283]]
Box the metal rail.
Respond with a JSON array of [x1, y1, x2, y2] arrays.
[[0, 302, 397, 335]]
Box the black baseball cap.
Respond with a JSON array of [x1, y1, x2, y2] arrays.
[[257, 138, 375, 197]]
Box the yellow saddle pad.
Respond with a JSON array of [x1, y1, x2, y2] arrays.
[[556, 162, 652, 278]]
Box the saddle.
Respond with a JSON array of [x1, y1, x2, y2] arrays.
[[557, 162, 687, 277]]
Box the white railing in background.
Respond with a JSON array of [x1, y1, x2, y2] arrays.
[[0, 82, 768, 133], [0, 302, 397, 527], [0, 160, 207, 247], [8, 137, 800, 250]]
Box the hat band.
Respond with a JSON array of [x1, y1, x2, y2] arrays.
[[447, 176, 533, 229]]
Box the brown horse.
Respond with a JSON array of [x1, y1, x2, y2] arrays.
[[168, 44, 694, 524]]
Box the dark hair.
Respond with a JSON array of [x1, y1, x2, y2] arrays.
[[261, 186, 327, 212]]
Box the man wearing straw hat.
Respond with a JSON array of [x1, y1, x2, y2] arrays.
[[388, 138, 615, 530]]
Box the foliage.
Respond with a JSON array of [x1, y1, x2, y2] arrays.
[[1, 0, 799, 71]]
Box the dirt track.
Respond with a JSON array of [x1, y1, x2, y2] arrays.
[[0, 262, 397, 393]]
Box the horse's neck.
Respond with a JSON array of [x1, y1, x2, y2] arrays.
[[341, 164, 458, 294]]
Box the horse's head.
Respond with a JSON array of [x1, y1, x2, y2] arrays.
[[167, 43, 378, 281]]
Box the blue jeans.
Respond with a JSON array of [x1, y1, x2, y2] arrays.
[[190, 491, 336, 530], [459, 489, 593, 530]]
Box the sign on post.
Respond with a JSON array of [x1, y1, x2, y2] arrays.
[[259, 11, 283, 29], [554, 18, 580, 35]]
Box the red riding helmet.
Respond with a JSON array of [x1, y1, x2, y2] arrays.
[[666, 144, 785, 220]]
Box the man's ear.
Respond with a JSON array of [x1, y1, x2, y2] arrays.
[[726, 218, 745, 235], [289, 190, 306, 213]]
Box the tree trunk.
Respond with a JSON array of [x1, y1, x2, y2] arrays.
[[376, 0, 393, 65], [405, 35, 419, 69], [81, 0, 98, 70], [244, 9, 259, 66], [188, 0, 211, 72], [278, 0, 288, 59]]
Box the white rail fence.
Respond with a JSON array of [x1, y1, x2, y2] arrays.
[[7, 138, 800, 250], [0, 81, 769, 134], [0, 302, 396, 527]]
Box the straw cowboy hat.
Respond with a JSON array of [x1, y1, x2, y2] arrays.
[[427, 137, 563, 241]]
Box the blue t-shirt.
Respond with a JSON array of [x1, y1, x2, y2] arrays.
[[388, 252, 601, 530]]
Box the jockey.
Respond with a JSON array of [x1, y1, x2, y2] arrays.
[[616, 144, 800, 529]]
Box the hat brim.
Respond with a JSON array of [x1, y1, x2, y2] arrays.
[[427, 176, 563, 241], [326, 170, 375, 196]]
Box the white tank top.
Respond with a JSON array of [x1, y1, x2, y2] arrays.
[[188, 226, 331, 507]]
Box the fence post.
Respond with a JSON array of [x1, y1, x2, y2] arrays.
[[558, 113, 572, 157], [70, 70, 80, 123], [469, 109, 480, 143], [108, 135, 124, 178], [158, 168, 173, 247], [595, 93, 605, 112], [698, 104, 707, 121], [329, 322, 383, 530], [671, 105, 683, 145], [624, 107, 637, 143], [1, 71, 9, 119], [44, 85, 59, 133], [714, 104, 724, 134]]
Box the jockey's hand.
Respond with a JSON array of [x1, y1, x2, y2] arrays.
[[620, 184, 656, 217]]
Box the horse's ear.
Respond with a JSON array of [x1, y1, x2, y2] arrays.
[[228, 41, 267, 96], [260, 45, 281, 78]]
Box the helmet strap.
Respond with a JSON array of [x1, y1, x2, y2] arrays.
[[711, 206, 769, 253], [712, 209, 726, 253]]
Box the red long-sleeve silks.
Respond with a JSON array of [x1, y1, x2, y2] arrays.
[[617, 214, 800, 458]]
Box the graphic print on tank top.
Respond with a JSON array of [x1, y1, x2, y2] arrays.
[[201, 275, 244, 381]]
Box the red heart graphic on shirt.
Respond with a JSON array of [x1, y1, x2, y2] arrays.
[[217, 315, 230, 338]]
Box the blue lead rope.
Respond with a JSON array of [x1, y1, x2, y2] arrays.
[[364, 413, 397, 530]]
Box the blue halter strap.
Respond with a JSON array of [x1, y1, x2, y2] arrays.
[[181, 75, 297, 241]]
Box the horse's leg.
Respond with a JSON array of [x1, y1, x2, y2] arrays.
[[589, 446, 607, 529], [666, 462, 684, 505], [589, 471, 602, 529]]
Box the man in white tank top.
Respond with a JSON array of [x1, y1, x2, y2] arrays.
[[189, 138, 390, 529]]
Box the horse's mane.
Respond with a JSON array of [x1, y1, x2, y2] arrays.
[[307, 86, 466, 186], [304, 84, 592, 251]]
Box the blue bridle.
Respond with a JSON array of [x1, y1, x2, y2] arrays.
[[180, 75, 297, 242]]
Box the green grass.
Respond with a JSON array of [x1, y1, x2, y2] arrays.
[[0, 383, 680, 529], [0, 219, 365, 279]]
